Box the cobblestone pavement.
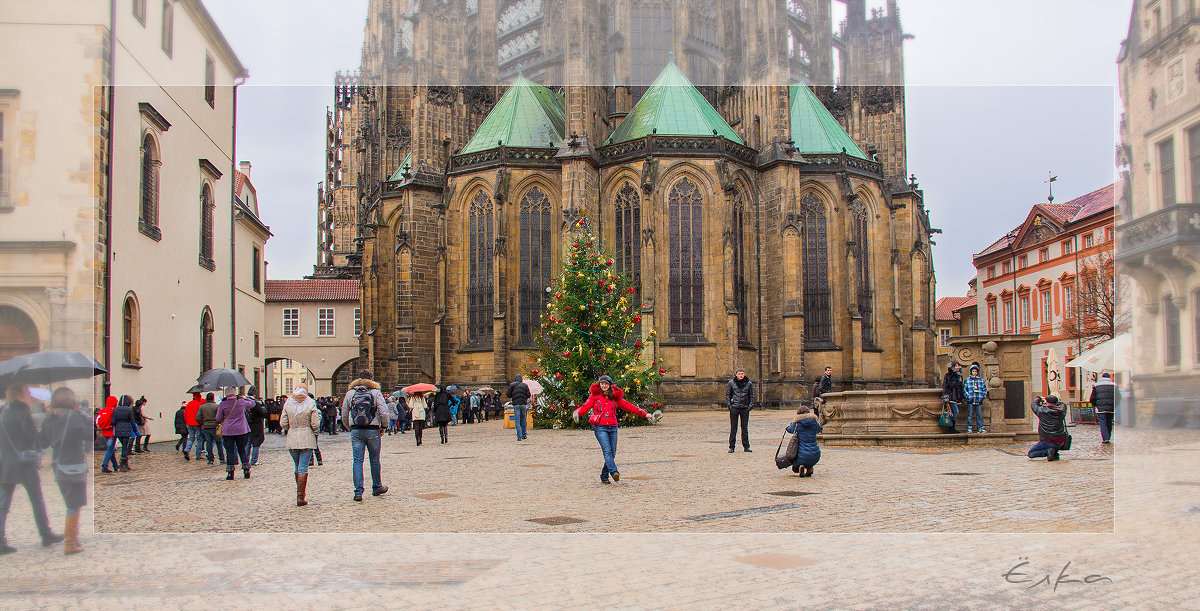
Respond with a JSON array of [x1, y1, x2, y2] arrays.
[[0, 412, 1197, 609]]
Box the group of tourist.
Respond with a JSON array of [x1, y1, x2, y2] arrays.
[[169, 389, 269, 478]]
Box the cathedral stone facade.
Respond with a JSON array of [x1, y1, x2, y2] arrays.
[[317, 0, 938, 408]]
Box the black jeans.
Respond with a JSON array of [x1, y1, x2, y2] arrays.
[[729, 409, 750, 449], [0, 476, 53, 539], [222, 433, 251, 470], [438, 422, 449, 443]]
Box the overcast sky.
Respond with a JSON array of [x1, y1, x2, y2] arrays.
[[205, 0, 1131, 299]]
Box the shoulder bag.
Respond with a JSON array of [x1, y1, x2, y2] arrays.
[[938, 404, 955, 428], [52, 412, 89, 478]]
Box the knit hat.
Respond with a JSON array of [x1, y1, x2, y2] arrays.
[[597, 375, 613, 384], [1045, 394, 1060, 405], [969, 364, 980, 374]]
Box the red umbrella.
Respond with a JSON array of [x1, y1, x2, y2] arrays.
[[402, 383, 438, 394], [524, 379, 544, 396]]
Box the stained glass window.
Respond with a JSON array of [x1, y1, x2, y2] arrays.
[[669, 179, 704, 337], [468, 191, 495, 344], [732, 191, 748, 341], [519, 188, 551, 343], [854, 202, 875, 348], [614, 183, 642, 340], [801, 194, 831, 343]]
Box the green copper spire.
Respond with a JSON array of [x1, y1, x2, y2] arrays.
[[387, 152, 413, 182], [788, 84, 867, 159], [606, 61, 743, 145], [460, 76, 566, 154]]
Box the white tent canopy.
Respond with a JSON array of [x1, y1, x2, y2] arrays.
[[1064, 334, 1133, 373]]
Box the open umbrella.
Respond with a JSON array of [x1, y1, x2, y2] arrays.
[[524, 379, 544, 396], [1064, 334, 1133, 373], [476, 386, 495, 393], [446, 385, 460, 392], [187, 382, 220, 394], [403, 383, 438, 394], [28, 387, 52, 402], [0, 351, 107, 388], [196, 368, 251, 390]]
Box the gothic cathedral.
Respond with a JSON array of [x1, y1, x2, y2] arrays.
[[317, 0, 938, 407]]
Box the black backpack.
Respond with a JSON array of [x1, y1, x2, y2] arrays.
[[349, 388, 377, 427]]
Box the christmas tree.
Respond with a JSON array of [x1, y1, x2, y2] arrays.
[[531, 215, 666, 428]]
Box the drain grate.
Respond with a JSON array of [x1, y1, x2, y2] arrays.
[[940, 472, 982, 476], [766, 490, 818, 497], [684, 503, 800, 522], [527, 516, 586, 526]]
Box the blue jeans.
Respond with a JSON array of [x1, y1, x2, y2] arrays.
[[200, 429, 223, 461], [101, 436, 118, 470], [350, 428, 383, 496], [1097, 412, 1114, 442], [967, 402, 984, 430], [183, 425, 201, 455], [593, 425, 619, 479], [290, 449, 313, 474], [250, 442, 261, 465], [1027, 440, 1064, 458], [514, 404, 529, 439]]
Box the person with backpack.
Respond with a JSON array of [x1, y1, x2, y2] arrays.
[[96, 396, 118, 473], [785, 405, 823, 477], [571, 375, 659, 484], [340, 371, 389, 502]]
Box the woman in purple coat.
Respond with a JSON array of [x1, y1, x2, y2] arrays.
[[214, 388, 256, 480]]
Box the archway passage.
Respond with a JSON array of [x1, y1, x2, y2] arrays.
[[331, 357, 365, 398], [264, 357, 316, 399], [0, 306, 39, 362]]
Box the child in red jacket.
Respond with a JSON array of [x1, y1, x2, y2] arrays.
[[572, 375, 659, 484]]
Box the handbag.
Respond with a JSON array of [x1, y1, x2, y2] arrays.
[[938, 405, 954, 428], [52, 411, 89, 477], [1061, 434, 1072, 451], [1, 417, 43, 467], [774, 431, 791, 469]]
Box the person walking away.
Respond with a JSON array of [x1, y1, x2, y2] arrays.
[[469, 391, 481, 425], [941, 362, 965, 434], [963, 364, 988, 434], [341, 371, 389, 501], [110, 395, 136, 471], [431, 388, 453, 444], [1028, 395, 1069, 461], [408, 393, 428, 445], [215, 388, 255, 480], [196, 393, 222, 464], [572, 375, 658, 483], [386, 398, 399, 435], [245, 387, 267, 466], [0, 384, 63, 553], [183, 392, 203, 461], [726, 368, 755, 453], [280, 387, 321, 506], [508, 375, 531, 441], [785, 405, 823, 477], [96, 396, 118, 473], [1090, 373, 1119, 444], [173, 402, 188, 452], [133, 396, 152, 452], [41, 388, 90, 554]]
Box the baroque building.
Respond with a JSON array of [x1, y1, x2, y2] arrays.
[[318, 0, 937, 408]]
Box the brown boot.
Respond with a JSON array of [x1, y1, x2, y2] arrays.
[[296, 473, 308, 506], [63, 515, 82, 555]]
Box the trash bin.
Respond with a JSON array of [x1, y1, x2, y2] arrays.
[[503, 408, 533, 429]]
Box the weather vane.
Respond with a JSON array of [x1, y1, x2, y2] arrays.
[[1045, 171, 1057, 203]]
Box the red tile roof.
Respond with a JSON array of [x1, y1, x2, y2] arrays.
[[265, 279, 360, 302], [973, 183, 1116, 261], [952, 295, 977, 313], [935, 296, 973, 321], [1069, 183, 1116, 222]]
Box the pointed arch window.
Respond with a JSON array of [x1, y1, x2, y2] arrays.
[[614, 182, 642, 303], [801, 193, 832, 344], [468, 191, 495, 345], [139, 134, 161, 239], [1165, 294, 1181, 367], [669, 178, 704, 338], [853, 201, 875, 348], [731, 190, 748, 342], [122, 294, 140, 366], [200, 306, 214, 374], [519, 187, 552, 344], [199, 183, 215, 270]]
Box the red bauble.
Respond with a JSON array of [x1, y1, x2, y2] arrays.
[[658, 369, 666, 374], [563, 351, 571, 357], [606, 259, 613, 266], [606, 286, 613, 292], [532, 369, 539, 376], [634, 341, 642, 348], [634, 315, 642, 323], [555, 372, 563, 379]]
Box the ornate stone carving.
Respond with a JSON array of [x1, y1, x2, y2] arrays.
[[464, 86, 494, 115], [640, 157, 658, 195], [715, 159, 736, 193], [862, 86, 896, 116], [494, 167, 511, 204], [427, 85, 457, 107]]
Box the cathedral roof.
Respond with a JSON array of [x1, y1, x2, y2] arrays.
[[789, 84, 868, 159], [606, 61, 743, 145], [460, 76, 566, 154], [387, 153, 413, 183]]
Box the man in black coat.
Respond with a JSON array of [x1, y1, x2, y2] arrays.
[[507, 375, 531, 441], [725, 368, 754, 453], [1089, 373, 1119, 444]]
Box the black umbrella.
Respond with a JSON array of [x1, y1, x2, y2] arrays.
[[0, 351, 107, 388], [195, 368, 251, 390], [187, 382, 219, 394]]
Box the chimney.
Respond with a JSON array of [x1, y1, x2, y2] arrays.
[[239, 161, 252, 180]]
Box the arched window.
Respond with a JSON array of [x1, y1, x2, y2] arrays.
[[496, 0, 543, 71], [200, 306, 214, 374], [731, 190, 748, 341], [518, 187, 551, 344], [801, 193, 831, 344], [854, 201, 875, 348], [468, 191, 495, 345], [122, 293, 140, 365], [139, 134, 160, 237], [0, 305, 39, 362], [669, 178, 704, 337], [614, 182, 642, 299], [199, 183, 215, 269], [1165, 294, 1181, 367]]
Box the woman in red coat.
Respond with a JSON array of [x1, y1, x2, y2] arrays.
[[572, 375, 658, 484]]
